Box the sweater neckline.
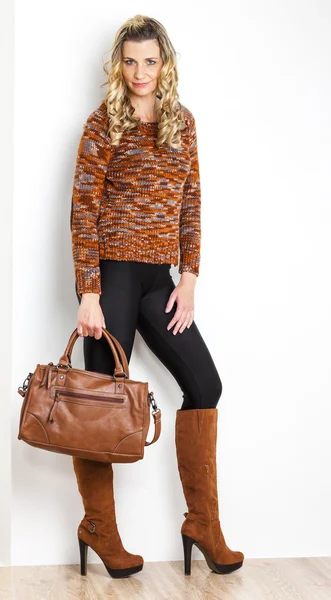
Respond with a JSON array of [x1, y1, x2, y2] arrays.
[[139, 120, 158, 126]]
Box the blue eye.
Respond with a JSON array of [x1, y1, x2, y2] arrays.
[[124, 60, 156, 66]]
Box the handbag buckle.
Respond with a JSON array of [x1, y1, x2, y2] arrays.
[[148, 391, 160, 414]]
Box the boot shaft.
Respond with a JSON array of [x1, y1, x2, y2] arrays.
[[175, 408, 219, 522]]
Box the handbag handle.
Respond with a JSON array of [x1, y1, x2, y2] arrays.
[[101, 329, 129, 377], [58, 327, 129, 378]]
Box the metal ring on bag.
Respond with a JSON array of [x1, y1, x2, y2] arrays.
[[56, 363, 71, 370]]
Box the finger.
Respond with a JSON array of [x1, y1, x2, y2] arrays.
[[173, 311, 188, 335], [79, 325, 87, 337], [185, 311, 194, 329], [87, 325, 95, 337], [165, 292, 177, 313], [178, 315, 191, 333], [187, 315, 194, 328], [94, 326, 103, 340], [167, 307, 184, 330]]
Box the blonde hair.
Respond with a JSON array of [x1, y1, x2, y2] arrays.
[[101, 14, 186, 149]]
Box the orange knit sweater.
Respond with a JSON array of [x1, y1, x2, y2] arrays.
[[70, 100, 201, 296]]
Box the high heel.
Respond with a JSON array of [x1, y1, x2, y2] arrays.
[[79, 536, 88, 576], [182, 533, 194, 575], [182, 532, 243, 575], [175, 409, 244, 575], [78, 535, 143, 578]]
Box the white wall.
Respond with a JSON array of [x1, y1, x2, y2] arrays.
[[0, 0, 14, 568], [8, 0, 331, 567]]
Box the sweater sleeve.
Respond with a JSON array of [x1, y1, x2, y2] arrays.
[[178, 112, 201, 276], [70, 107, 112, 297]]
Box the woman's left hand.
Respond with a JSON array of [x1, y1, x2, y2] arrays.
[[165, 272, 197, 334]]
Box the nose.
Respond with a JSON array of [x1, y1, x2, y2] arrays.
[[134, 64, 146, 79]]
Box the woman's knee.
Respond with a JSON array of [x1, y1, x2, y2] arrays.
[[201, 373, 223, 409], [180, 373, 223, 410]]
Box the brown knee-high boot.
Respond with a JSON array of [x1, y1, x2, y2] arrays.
[[72, 456, 144, 578], [175, 408, 244, 575]]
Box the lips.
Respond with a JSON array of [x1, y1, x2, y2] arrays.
[[133, 82, 149, 87]]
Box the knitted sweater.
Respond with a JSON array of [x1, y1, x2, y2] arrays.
[[70, 100, 201, 296]]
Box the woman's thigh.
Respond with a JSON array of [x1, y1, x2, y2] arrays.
[[136, 271, 223, 409], [75, 260, 141, 375]]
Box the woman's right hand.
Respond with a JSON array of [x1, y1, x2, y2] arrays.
[[77, 293, 106, 340]]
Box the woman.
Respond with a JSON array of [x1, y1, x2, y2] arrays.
[[70, 14, 244, 578]]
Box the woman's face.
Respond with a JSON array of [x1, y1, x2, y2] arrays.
[[121, 39, 163, 99]]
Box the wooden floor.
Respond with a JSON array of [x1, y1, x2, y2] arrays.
[[1, 556, 331, 599]]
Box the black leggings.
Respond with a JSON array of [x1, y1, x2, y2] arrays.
[[75, 260, 222, 410]]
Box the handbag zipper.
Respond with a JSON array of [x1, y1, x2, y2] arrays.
[[48, 389, 125, 422], [56, 390, 125, 403]]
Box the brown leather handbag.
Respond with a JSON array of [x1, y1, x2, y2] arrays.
[[17, 327, 161, 463]]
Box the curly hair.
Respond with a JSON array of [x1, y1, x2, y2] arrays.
[[100, 14, 186, 149]]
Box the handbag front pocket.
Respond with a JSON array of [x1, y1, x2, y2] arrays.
[[45, 386, 132, 453], [48, 388, 127, 423]]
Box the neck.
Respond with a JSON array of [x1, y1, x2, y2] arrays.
[[128, 93, 159, 121]]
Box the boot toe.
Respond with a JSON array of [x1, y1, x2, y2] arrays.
[[233, 550, 244, 562], [132, 553, 144, 566]]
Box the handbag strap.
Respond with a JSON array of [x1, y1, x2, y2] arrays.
[[145, 408, 162, 446], [102, 329, 129, 377], [58, 327, 129, 377]]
